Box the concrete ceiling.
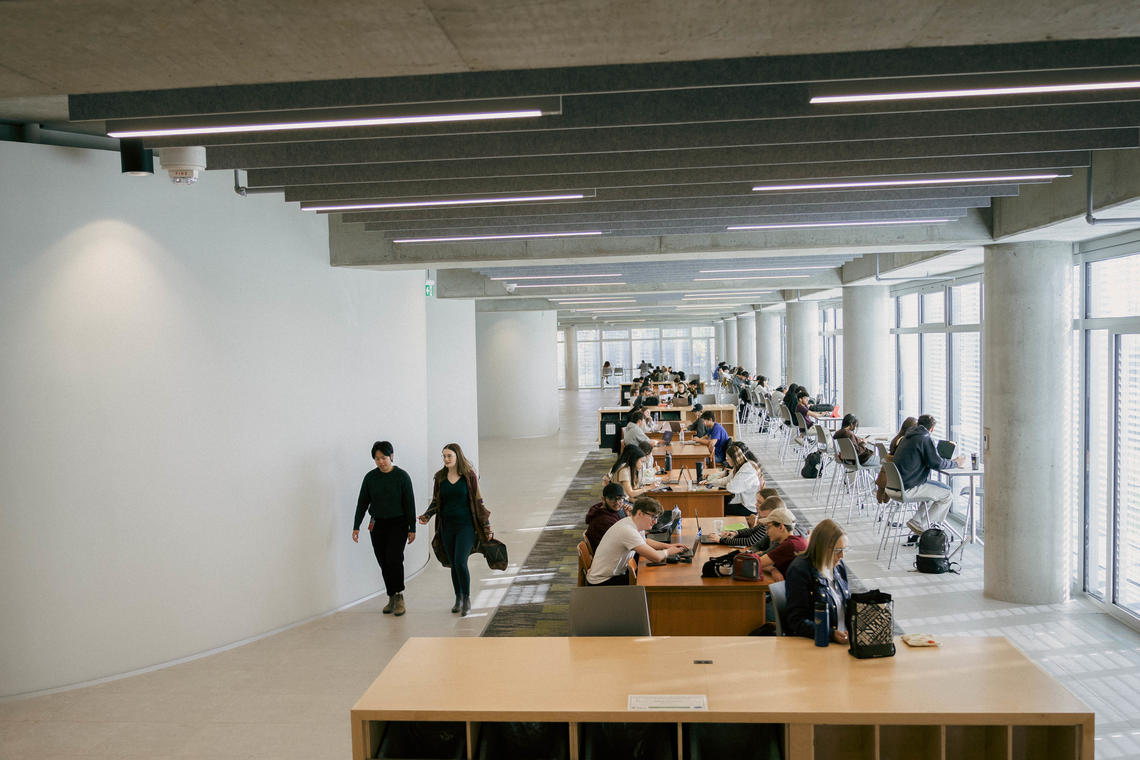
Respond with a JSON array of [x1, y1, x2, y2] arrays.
[[4, 1, 1140, 324]]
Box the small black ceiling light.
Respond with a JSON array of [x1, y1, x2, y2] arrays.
[[119, 138, 153, 176]]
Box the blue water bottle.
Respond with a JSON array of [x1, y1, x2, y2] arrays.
[[814, 581, 830, 647]]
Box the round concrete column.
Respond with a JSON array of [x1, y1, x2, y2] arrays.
[[756, 310, 781, 383], [715, 321, 726, 362], [785, 301, 820, 391], [983, 242, 1070, 604], [563, 325, 579, 391], [725, 317, 739, 366], [737, 312, 757, 374], [842, 286, 892, 428], [476, 310, 559, 438]]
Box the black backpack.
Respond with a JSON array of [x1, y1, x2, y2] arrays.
[[914, 527, 959, 574], [800, 451, 823, 479]]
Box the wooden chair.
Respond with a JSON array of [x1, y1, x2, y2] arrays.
[[577, 540, 593, 586]]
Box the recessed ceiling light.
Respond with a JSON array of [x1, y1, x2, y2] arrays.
[[491, 273, 622, 281], [698, 266, 831, 273], [751, 174, 1062, 192], [694, 275, 811, 281], [309, 193, 588, 213], [393, 231, 604, 244], [108, 109, 546, 139], [810, 80, 1140, 104], [728, 219, 952, 231]]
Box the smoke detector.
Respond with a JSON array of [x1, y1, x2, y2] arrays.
[[157, 146, 207, 185]]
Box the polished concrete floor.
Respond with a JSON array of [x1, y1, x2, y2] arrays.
[[2, 387, 1139, 759]]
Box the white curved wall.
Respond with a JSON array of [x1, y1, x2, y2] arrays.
[[476, 310, 559, 437], [0, 142, 434, 696]]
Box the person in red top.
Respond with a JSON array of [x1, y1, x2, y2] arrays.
[[584, 482, 629, 552], [757, 506, 808, 580]]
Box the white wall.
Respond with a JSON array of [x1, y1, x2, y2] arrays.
[[475, 310, 558, 438], [426, 296, 480, 467], [0, 142, 432, 696]]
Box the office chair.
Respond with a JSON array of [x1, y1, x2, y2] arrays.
[[568, 586, 652, 636], [767, 580, 787, 636]]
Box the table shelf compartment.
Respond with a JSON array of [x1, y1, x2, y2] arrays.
[[682, 721, 784, 760], [578, 721, 678, 760], [374, 720, 466, 760], [473, 721, 571, 760], [813, 724, 874, 760], [878, 725, 940, 760], [1010, 725, 1079, 760], [944, 725, 1007, 760]]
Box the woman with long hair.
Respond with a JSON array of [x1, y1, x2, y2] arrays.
[[888, 416, 919, 456], [417, 443, 492, 616], [704, 440, 761, 526], [605, 445, 652, 500], [783, 519, 850, 643]]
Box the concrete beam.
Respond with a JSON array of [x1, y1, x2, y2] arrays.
[[331, 210, 993, 270]]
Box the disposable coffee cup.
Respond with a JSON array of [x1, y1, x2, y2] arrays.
[[713, 519, 724, 534]]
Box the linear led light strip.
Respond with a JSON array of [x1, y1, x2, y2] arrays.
[[552, 299, 637, 304], [108, 109, 544, 139], [572, 307, 642, 312], [727, 219, 953, 232], [310, 193, 588, 213], [810, 80, 1140, 104], [698, 266, 832, 273], [682, 289, 775, 296], [694, 274, 812, 281], [492, 273, 621, 281], [752, 174, 1063, 192], [393, 231, 604, 244], [683, 292, 772, 299], [516, 281, 626, 289]]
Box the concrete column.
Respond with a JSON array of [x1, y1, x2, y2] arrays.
[[563, 325, 579, 390], [737, 312, 757, 374], [756, 310, 782, 383], [715, 320, 726, 360], [476, 310, 559, 438], [842, 286, 892, 429], [725, 317, 739, 366], [983, 242, 1070, 604], [785, 301, 820, 392]]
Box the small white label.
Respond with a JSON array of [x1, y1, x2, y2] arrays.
[[628, 694, 708, 711], [605, 424, 616, 434]]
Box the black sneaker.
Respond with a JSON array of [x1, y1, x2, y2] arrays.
[[904, 534, 920, 546]]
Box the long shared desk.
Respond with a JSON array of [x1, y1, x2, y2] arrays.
[[649, 472, 731, 517], [352, 636, 1093, 760], [598, 403, 736, 450]]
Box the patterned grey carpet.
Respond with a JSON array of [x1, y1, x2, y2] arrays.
[[481, 451, 613, 637]]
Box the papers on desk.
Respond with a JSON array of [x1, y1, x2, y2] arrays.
[[628, 694, 708, 711]]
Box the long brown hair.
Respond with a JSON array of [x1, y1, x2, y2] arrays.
[[803, 518, 846, 573], [889, 417, 918, 454], [434, 442, 474, 482]]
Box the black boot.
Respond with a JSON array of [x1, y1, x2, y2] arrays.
[[451, 594, 462, 614], [460, 595, 471, 616]]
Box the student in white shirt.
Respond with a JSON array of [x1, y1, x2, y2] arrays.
[[703, 441, 762, 526], [585, 497, 687, 586]]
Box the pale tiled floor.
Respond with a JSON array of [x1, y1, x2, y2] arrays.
[[3, 387, 1140, 759]]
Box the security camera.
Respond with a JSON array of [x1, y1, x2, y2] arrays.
[[504, 283, 518, 294], [157, 146, 207, 185]]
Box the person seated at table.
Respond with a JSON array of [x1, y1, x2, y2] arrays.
[[784, 518, 851, 643], [782, 383, 802, 426], [794, 389, 817, 431], [888, 416, 918, 456], [875, 416, 919, 511], [622, 409, 653, 452], [686, 403, 707, 436], [703, 441, 760, 526], [737, 371, 753, 421], [604, 446, 656, 500], [755, 375, 771, 399], [687, 379, 700, 397], [738, 442, 767, 490], [833, 414, 879, 466], [719, 493, 783, 549], [752, 504, 809, 581], [584, 482, 629, 552], [672, 382, 692, 407], [892, 414, 966, 537], [585, 497, 687, 586], [694, 410, 730, 464]]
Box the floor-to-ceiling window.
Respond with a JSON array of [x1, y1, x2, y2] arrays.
[[556, 329, 566, 389], [820, 305, 843, 407], [566, 324, 716, 388]]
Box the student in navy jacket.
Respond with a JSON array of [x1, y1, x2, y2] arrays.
[[784, 519, 851, 644], [891, 414, 966, 536]]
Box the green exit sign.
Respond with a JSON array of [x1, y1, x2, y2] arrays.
[[425, 280, 435, 297]]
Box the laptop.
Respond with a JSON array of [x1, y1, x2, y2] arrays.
[[667, 534, 700, 563], [937, 439, 957, 459], [696, 514, 718, 544], [661, 428, 674, 445]]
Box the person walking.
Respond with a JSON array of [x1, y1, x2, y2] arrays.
[[352, 441, 416, 616], [418, 443, 492, 616]]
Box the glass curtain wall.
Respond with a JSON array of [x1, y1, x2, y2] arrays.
[[819, 306, 843, 407], [568, 325, 717, 388]]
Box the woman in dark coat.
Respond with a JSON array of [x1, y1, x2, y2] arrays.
[[418, 443, 492, 616]]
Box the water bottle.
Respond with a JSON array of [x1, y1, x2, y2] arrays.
[[696, 461, 704, 482], [675, 512, 683, 541], [814, 581, 830, 647], [664, 450, 673, 472]]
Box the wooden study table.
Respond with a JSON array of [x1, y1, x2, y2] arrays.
[[650, 440, 711, 470], [648, 472, 729, 517], [634, 519, 768, 636], [597, 404, 736, 449], [352, 636, 1093, 760]]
